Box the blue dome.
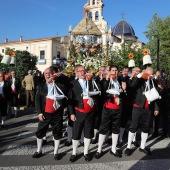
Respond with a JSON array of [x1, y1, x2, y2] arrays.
[[112, 20, 135, 36]]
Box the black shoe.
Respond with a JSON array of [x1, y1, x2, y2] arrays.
[[42, 140, 47, 146], [11, 114, 15, 118], [91, 138, 98, 144], [69, 154, 77, 162], [132, 141, 140, 147], [64, 141, 72, 146], [32, 151, 42, 158], [110, 150, 122, 158], [14, 114, 18, 118], [125, 148, 132, 156], [84, 154, 91, 162], [54, 154, 60, 160], [139, 148, 152, 155], [116, 141, 123, 148], [95, 151, 102, 159]]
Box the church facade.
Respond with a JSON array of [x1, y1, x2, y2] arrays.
[[0, 0, 143, 72]]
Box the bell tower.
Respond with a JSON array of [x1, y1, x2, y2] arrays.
[[84, 0, 108, 34]]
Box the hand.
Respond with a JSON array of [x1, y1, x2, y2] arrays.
[[38, 114, 45, 121], [18, 94, 20, 99], [154, 110, 159, 116], [121, 82, 126, 91], [70, 114, 76, 121]]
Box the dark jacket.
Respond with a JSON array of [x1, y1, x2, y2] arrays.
[[100, 78, 126, 104], [7, 77, 21, 94], [129, 77, 159, 111], [35, 80, 69, 115], [1, 80, 11, 102], [68, 78, 101, 115]]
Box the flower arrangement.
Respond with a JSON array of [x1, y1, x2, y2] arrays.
[[128, 53, 134, 59], [142, 49, 149, 56], [5, 48, 16, 57]]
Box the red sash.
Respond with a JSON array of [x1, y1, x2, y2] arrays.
[[45, 98, 57, 113], [133, 100, 149, 109], [75, 99, 95, 113], [104, 97, 121, 109], [11, 87, 16, 94]]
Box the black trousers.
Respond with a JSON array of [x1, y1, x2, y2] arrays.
[[120, 104, 133, 128], [36, 109, 63, 140], [10, 93, 19, 107], [72, 110, 95, 140], [99, 106, 121, 135], [0, 99, 7, 117], [129, 107, 151, 133]]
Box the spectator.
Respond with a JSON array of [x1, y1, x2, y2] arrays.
[[22, 70, 34, 107]]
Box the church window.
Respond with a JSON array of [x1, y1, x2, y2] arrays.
[[93, 0, 95, 5], [2, 49, 4, 53], [95, 11, 99, 20], [40, 50, 45, 59], [57, 51, 60, 58], [89, 12, 92, 19]]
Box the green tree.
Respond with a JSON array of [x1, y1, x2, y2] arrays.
[[14, 50, 38, 81], [0, 50, 38, 81], [110, 43, 144, 71], [144, 13, 170, 73]]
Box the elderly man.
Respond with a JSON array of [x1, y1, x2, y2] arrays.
[[68, 64, 100, 162], [32, 67, 68, 160], [125, 67, 159, 156], [22, 70, 34, 107]]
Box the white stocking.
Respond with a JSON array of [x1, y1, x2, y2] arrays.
[[72, 140, 79, 155], [127, 131, 135, 149], [54, 139, 60, 155], [111, 133, 118, 153], [84, 137, 91, 155], [37, 138, 43, 153], [97, 134, 106, 153], [140, 132, 148, 149]]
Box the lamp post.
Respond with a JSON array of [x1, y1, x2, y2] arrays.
[[156, 38, 160, 71], [65, 26, 74, 76]]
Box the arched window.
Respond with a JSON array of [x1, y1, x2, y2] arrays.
[[93, 0, 95, 5], [95, 11, 99, 20]]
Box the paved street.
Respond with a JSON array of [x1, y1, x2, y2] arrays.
[[0, 107, 170, 170]]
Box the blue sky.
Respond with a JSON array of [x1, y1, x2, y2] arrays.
[[0, 0, 170, 44]]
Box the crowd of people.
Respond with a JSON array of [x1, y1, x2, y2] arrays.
[[0, 64, 170, 162]]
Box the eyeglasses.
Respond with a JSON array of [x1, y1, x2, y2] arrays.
[[77, 70, 86, 72]]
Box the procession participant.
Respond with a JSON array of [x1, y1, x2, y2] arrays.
[[7, 70, 21, 118], [125, 67, 159, 156], [32, 67, 68, 160], [41, 65, 70, 145], [117, 67, 140, 148], [0, 72, 11, 128], [68, 65, 100, 162], [95, 65, 127, 159]]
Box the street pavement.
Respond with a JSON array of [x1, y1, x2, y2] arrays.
[[0, 106, 170, 170]]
